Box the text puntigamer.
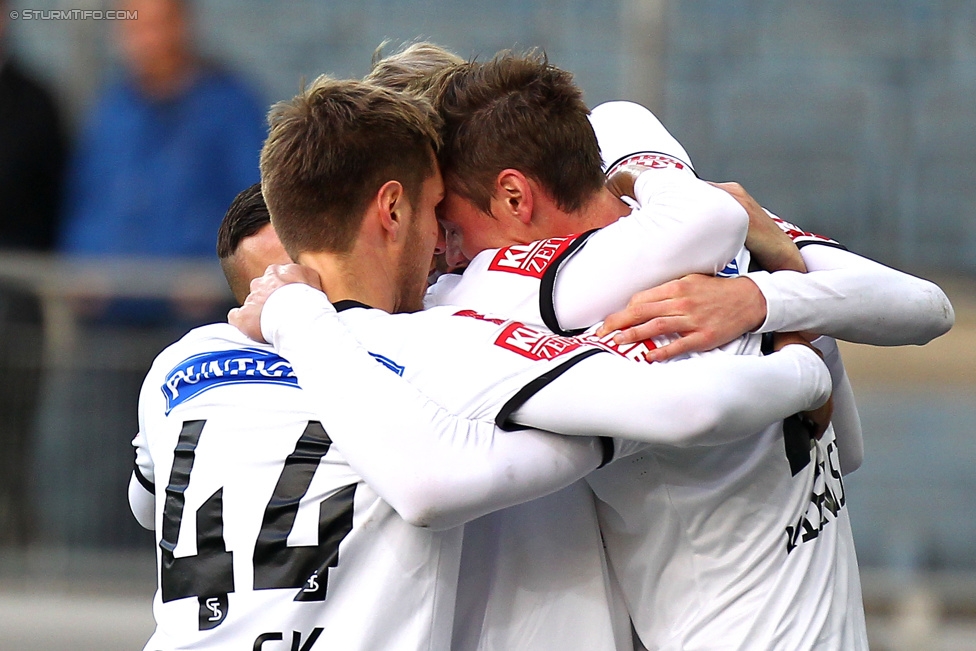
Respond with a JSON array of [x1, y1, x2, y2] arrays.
[[162, 349, 299, 413]]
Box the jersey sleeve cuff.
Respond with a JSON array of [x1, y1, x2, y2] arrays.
[[743, 270, 780, 333], [261, 283, 336, 345]]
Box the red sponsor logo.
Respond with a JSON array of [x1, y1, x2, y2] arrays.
[[495, 322, 585, 361], [608, 152, 689, 176], [456, 310, 659, 364], [453, 309, 505, 325], [579, 331, 658, 364], [488, 236, 579, 279], [770, 215, 834, 244]]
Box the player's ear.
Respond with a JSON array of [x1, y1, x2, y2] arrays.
[[490, 169, 533, 226], [376, 180, 405, 240]]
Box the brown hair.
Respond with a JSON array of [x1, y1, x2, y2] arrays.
[[431, 50, 605, 215], [260, 75, 442, 258], [365, 40, 464, 97]]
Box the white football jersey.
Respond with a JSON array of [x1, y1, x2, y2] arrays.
[[586, 420, 864, 650], [424, 158, 760, 651], [134, 316, 605, 651], [425, 160, 867, 648], [325, 300, 605, 422], [450, 480, 627, 651], [135, 324, 462, 651], [258, 284, 834, 651], [427, 164, 752, 344]]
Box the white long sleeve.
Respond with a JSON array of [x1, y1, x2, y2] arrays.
[[590, 100, 694, 173], [261, 283, 604, 531], [552, 168, 748, 331], [509, 343, 831, 448], [128, 472, 155, 530], [749, 244, 954, 345], [129, 378, 156, 529], [812, 336, 863, 475]]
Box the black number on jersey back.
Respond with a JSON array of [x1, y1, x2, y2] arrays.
[[159, 420, 234, 629], [158, 420, 355, 630], [782, 413, 816, 476], [254, 421, 355, 601]]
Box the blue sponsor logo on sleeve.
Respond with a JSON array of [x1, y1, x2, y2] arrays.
[[716, 258, 740, 278], [162, 348, 299, 414]]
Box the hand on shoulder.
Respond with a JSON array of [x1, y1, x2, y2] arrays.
[[228, 264, 322, 342]]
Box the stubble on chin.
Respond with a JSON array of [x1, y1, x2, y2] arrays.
[[396, 283, 427, 314]]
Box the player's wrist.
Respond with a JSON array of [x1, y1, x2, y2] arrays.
[[730, 276, 767, 333]]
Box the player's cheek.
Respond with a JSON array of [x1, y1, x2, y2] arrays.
[[434, 224, 447, 255]]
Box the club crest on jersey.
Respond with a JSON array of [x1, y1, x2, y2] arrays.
[[488, 236, 578, 278], [607, 151, 691, 177], [162, 348, 298, 414]]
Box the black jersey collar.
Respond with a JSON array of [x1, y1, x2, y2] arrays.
[[333, 299, 375, 312]]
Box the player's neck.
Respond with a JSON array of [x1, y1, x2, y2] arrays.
[[574, 187, 632, 230], [535, 186, 631, 238], [297, 249, 396, 313]]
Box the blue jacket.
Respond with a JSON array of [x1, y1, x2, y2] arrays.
[[61, 68, 267, 257]]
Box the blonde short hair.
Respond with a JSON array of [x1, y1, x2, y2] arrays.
[[365, 41, 464, 97]]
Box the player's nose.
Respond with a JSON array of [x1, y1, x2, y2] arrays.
[[445, 242, 469, 272]]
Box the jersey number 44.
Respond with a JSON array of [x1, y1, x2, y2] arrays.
[[159, 420, 356, 631]]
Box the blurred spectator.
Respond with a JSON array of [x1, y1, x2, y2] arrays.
[[59, 0, 267, 259], [0, 0, 65, 545], [0, 0, 66, 250]]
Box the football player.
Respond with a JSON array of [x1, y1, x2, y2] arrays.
[[423, 52, 953, 650], [130, 76, 830, 651]]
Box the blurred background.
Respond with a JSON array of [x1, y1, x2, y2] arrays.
[[0, 1, 973, 649]]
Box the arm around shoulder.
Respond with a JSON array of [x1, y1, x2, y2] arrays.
[[750, 245, 954, 345], [553, 169, 748, 330], [509, 343, 831, 447], [262, 284, 602, 530]]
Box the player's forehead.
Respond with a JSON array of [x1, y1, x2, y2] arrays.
[[438, 190, 483, 226], [424, 166, 445, 200]]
